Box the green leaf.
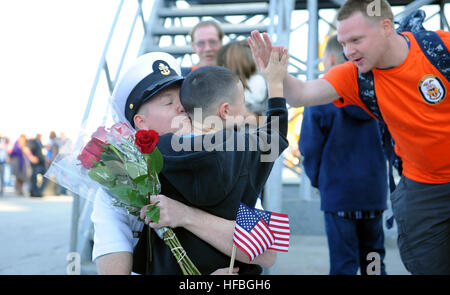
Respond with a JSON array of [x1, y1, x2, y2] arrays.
[[129, 190, 147, 208], [133, 174, 148, 184], [137, 181, 152, 196], [88, 165, 116, 188], [125, 161, 147, 179], [145, 148, 164, 174], [103, 160, 128, 177], [145, 202, 160, 223], [100, 151, 120, 162], [108, 185, 132, 204]]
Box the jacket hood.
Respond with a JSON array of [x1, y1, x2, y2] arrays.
[[342, 105, 372, 121]]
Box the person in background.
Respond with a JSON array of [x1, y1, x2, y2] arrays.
[[9, 134, 36, 195], [216, 40, 268, 124], [56, 132, 69, 195], [0, 134, 8, 196], [47, 131, 62, 195], [299, 35, 388, 275], [28, 134, 47, 197], [182, 20, 224, 75]]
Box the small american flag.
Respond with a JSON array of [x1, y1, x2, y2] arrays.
[[233, 203, 275, 261], [253, 207, 290, 252]]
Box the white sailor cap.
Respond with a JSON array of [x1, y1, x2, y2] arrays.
[[110, 52, 184, 128]]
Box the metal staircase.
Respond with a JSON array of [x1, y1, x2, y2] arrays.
[[141, 1, 269, 55], [138, 0, 295, 67]]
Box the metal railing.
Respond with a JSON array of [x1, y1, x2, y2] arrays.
[[71, 0, 160, 267]]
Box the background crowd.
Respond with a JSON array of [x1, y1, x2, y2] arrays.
[[0, 131, 70, 198]]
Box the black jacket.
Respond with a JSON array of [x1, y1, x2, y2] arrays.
[[133, 97, 288, 275]]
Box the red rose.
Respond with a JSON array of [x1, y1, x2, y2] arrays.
[[135, 129, 159, 154], [77, 139, 105, 169]]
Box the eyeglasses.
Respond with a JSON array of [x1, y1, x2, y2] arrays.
[[194, 39, 220, 49]]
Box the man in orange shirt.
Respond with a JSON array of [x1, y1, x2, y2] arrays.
[[250, 0, 450, 274]]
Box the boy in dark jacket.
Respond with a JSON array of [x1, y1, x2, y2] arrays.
[[133, 49, 289, 275], [299, 35, 388, 275]]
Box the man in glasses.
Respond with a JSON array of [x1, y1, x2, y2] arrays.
[[182, 20, 224, 75]]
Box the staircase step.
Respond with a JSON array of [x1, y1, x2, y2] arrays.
[[158, 3, 269, 18], [151, 23, 268, 36], [144, 45, 193, 55]]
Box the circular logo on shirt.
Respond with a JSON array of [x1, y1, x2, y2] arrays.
[[418, 75, 446, 105]]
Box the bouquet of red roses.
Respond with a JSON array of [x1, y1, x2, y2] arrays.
[[77, 122, 200, 275]]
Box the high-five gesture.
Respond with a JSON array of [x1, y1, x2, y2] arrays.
[[257, 47, 289, 98], [248, 31, 276, 70]]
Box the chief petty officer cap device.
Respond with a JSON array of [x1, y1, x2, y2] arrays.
[[111, 52, 184, 128]]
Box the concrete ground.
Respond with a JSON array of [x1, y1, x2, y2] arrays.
[[0, 185, 409, 275]]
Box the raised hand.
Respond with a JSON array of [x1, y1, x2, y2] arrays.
[[248, 30, 275, 70], [261, 48, 289, 83], [258, 47, 289, 98]]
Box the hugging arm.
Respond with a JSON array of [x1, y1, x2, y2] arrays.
[[141, 195, 277, 268]]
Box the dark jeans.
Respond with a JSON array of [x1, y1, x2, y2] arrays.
[[30, 163, 47, 197], [391, 176, 450, 275], [324, 212, 386, 275]]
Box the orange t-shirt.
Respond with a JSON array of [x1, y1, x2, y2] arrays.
[[323, 30, 450, 184]]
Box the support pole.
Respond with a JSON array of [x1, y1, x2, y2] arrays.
[[300, 0, 319, 201]]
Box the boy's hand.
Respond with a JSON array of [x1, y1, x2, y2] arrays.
[[257, 47, 289, 98]]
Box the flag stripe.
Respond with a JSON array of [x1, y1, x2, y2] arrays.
[[240, 225, 264, 255], [271, 212, 289, 218], [234, 228, 257, 260], [270, 224, 290, 231], [274, 239, 289, 245], [248, 230, 264, 254], [270, 220, 289, 227], [271, 229, 290, 235], [271, 233, 290, 239], [269, 245, 289, 252], [253, 225, 270, 249], [254, 221, 273, 252], [271, 242, 289, 247], [235, 225, 260, 257], [268, 214, 290, 252], [273, 236, 290, 242], [234, 235, 255, 261], [270, 215, 289, 222], [257, 222, 275, 245]]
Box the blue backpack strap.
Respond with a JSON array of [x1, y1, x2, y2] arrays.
[[357, 71, 401, 194], [412, 30, 450, 82], [396, 9, 449, 81], [396, 9, 426, 33], [357, 71, 382, 121]]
